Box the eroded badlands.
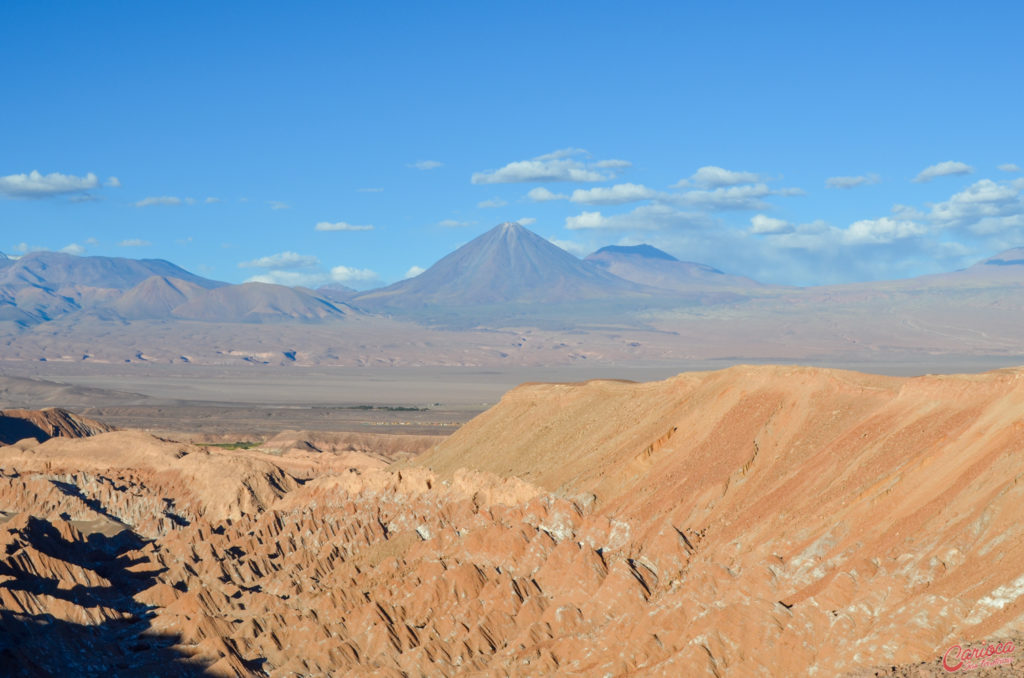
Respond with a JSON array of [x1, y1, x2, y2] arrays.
[[2, 365, 1024, 676]]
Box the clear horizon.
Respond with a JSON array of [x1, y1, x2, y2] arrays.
[[2, 1, 1022, 289]]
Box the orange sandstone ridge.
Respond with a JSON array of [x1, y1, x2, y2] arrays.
[[1, 365, 1023, 676]]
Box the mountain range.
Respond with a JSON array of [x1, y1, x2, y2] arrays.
[[2, 223, 1023, 366]]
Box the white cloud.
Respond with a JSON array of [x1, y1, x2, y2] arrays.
[[570, 183, 658, 205], [245, 270, 328, 287], [239, 251, 319, 269], [928, 179, 1022, 233], [566, 204, 712, 231], [517, 217, 537, 226], [404, 265, 426, 279], [105, 176, 121, 188], [135, 196, 182, 207], [409, 160, 442, 170], [471, 148, 620, 184], [315, 221, 374, 231], [330, 265, 380, 285], [0, 170, 100, 198], [120, 239, 152, 247], [593, 159, 632, 169], [438, 219, 473, 227], [527, 187, 568, 202], [843, 217, 927, 244], [268, 200, 289, 210], [998, 163, 1020, 172], [548, 237, 589, 257], [826, 173, 880, 189], [60, 243, 85, 255], [913, 160, 973, 183], [749, 214, 793, 234], [478, 197, 508, 208], [676, 183, 778, 210], [675, 166, 762, 189], [205, 197, 220, 204]]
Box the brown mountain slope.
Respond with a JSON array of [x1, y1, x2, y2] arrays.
[[0, 407, 115, 444], [2, 367, 1023, 676]]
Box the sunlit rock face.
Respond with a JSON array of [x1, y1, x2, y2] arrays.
[[2, 365, 1024, 676]]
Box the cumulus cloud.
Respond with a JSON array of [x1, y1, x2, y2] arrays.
[[409, 160, 442, 170], [0, 170, 100, 198], [998, 163, 1020, 172], [674, 166, 763, 188], [330, 265, 380, 285], [119, 239, 152, 247], [928, 179, 1023, 233], [842, 217, 927, 244], [60, 243, 85, 255], [825, 174, 880, 189], [135, 196, 182, 207], [404, 265, 426, 279], [749, 214, 793, 234], [913, 161, 973, 183], [478, 197, 508, 208], [244, 270, 328, 287], [675, 183, 779, 211], [570, 183, 658, 205], [315, 221, 374, 231], [105, 176, 121, 188], [516, 217, 537, 226], [527, 187, 568, 202], [471, 148, 622, 184], [239, 251, 320, 269], [566, 204, 712, 231], [593, 159, 632, 169], [268, 201, 290, 210]]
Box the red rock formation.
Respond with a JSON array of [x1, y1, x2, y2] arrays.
[[1, 366, 1023, 676]]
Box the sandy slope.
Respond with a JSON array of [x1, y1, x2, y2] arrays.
[[1, 366, 1023, 676]]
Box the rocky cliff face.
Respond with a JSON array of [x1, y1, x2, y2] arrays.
[[1, 367, 1023, 676]]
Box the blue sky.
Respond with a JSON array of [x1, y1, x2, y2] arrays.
[[2, 1, 1022, 288]]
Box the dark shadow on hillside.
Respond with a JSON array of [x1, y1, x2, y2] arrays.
[[0, 515, 225, 677], [0, 415, 49, 445]]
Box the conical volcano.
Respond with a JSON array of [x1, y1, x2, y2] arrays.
[[354, 222, 653, 308]]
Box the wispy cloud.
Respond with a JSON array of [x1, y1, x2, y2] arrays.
[[472, 148, 624, 184], [570, 183, 657, 205], [517, 217, 537, 226], [674, 183, 802, 211], [245, 270, 328, 287], [527, 187, 568, 202], [135, 196, 182, 207], [104, 176, 121, 188], [478, 197, 508, 208], [913, 160, 973, 183], [825, 173, 880, 189], [749, 214, 793, 234], [409, 160, 443, 170], [205, 197, 221, 204], [998, 163, 1020, 173], [119, 238, 152, 247], [60, 243, 86, 255], [438, 219, 474, 227], [548, 237, 589, 257], [239, 251, 320, 269], [268, 200, 290, 210], [673, 166, 763, 188], [566, 204, 712, 231], [0, 170, 99, 198], [315, 221, 374, 231]]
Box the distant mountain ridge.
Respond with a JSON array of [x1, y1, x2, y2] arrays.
[[585, 243, 763, 291], [354, 222, 658, 310]]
